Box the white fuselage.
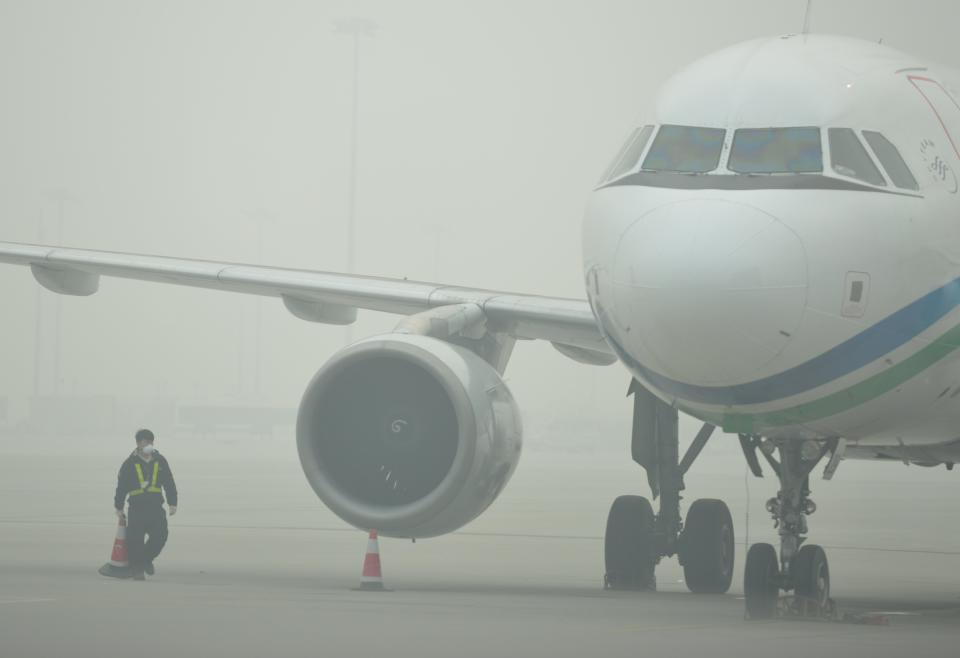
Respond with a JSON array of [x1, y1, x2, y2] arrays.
[[583, 35, 960, 451]]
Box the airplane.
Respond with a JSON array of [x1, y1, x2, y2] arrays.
[[2, 33, 959, 618]]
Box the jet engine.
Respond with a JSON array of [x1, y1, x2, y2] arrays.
[[296, 333, 522, 538]]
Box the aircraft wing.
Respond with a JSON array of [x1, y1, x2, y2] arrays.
[[0, 241, 614, 365]]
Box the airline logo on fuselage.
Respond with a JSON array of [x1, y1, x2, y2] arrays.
[[920, 138, 958, 193]]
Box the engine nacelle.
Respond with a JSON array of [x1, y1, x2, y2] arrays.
[[296, 334, 523, 538]]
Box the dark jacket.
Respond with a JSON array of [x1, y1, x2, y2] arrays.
[[114, 452, 178, 510]]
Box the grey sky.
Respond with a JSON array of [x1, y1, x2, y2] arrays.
[[0, 0, 957, 439]]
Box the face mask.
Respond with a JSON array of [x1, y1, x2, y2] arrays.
[[141, 444, 156, 456]]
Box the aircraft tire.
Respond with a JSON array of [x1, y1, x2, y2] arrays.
[[791, 544, 830, 607], [744, 542, 780, 619], [679, 499, 735, 593], [603, 495, 656, 590]]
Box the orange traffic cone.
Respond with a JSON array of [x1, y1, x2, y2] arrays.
[[354, 530, 391, 591], [98, 517, 132, 579]]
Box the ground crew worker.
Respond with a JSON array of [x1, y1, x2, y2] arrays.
[[114, 429, 178, 581]]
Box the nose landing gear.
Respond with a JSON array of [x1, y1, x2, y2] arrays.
[[741, 437, 837, 619]]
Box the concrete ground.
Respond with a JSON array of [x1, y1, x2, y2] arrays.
[[1, 435, 959, 657]]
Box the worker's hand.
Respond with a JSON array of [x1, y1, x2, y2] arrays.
[[168, 505, 177, 516], [115, 508, 126, 523]]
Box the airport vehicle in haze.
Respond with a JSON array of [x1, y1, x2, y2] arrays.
[[2, 34, 958, 617]]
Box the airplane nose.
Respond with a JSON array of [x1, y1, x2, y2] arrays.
[[610, 199, 807, 386]]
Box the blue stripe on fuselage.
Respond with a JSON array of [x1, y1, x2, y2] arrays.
[[604, 276, 960, 406]]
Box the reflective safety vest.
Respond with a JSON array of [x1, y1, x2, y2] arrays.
[[129, 461, 162, 497]]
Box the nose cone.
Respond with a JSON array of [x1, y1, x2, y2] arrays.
[[610, 199, 807, 386]]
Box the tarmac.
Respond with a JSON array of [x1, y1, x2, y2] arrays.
[[2, 435, 959, 658]]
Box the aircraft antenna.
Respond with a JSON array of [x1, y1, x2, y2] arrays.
[[801, 0, 813, 35]]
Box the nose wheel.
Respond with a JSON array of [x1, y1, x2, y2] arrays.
[[743, 543, 780, 618], [792, 544, 830, 606], [744, 542, 831, 618]]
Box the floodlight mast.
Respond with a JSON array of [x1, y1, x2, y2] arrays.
[[333, 17, 377, 343], [802, 0, 813, 35]]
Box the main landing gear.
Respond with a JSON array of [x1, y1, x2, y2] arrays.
[[739, 435, 839, 619], [604, 381, 734, 593]]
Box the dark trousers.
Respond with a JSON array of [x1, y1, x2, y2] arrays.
[[127, 505, 168, 572]]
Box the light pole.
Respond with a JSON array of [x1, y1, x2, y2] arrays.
[[237, 209, 268, 400], [250, 209, 268, 397], [32, 213, 45, 398], [333, 17, 377, 343], [45, 189, 73, 396]]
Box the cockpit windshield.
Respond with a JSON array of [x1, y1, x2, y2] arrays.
[[728, 127, 822, 174], [829, 128, 886, 186], [862, 131, 919, 191], [641, 125, 725, 173], [598, 124, 920, 195], [601, 125, 654, 182]]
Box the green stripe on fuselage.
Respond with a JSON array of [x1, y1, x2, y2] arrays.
[[699, 323, 960, 433]]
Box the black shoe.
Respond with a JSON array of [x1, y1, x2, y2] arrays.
[[132, 571, 146, 581], [144, 562, 155, 576]]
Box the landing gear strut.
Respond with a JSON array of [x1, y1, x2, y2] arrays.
[[604, 381, 734, 593], [741, 436, 837, 618]]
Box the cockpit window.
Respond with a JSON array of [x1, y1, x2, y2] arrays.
[[728, 127, 822, 174], [829, 128, 886, 186], [862, 131, 920, 191], [642, 125, 725, 173], [600, 127, 638, 182], [602, 125, 654, 182]]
